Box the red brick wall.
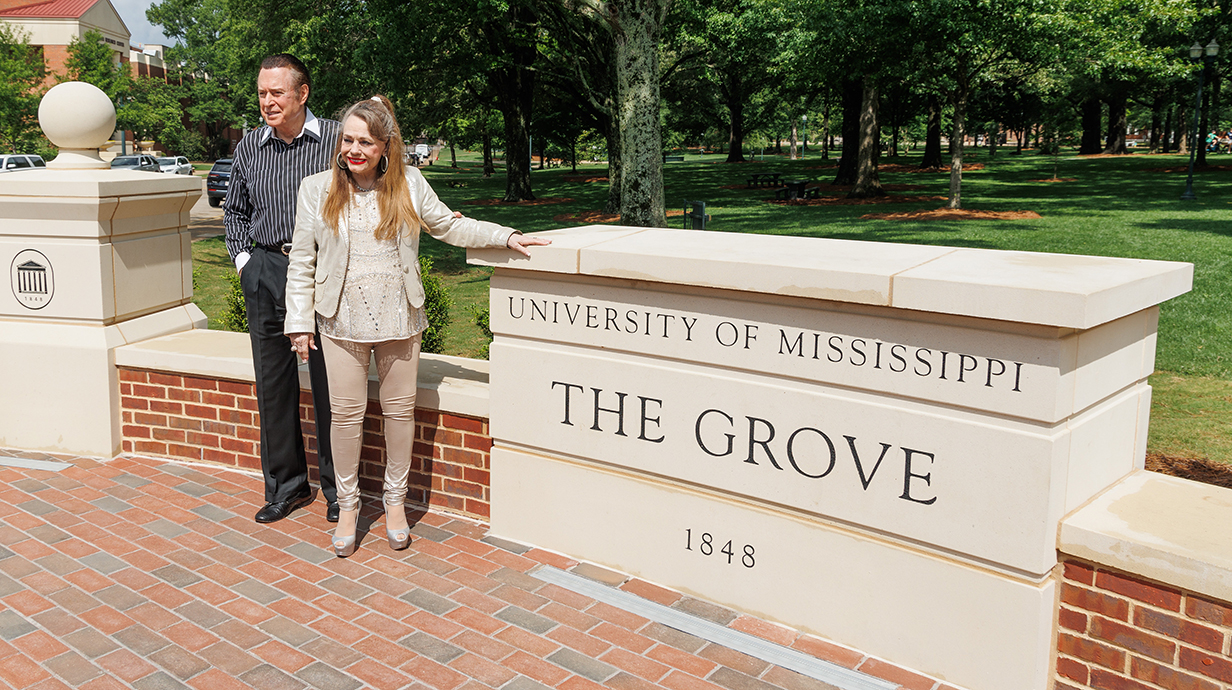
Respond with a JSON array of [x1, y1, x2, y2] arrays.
[[1056, 557, 1232, 689], [118, 367, 492, 520]]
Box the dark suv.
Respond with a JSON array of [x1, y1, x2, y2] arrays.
[[207, 159, 232, 207]]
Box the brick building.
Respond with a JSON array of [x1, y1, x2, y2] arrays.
[[0, 0, 130, 84], [130, 42, 168, 80]]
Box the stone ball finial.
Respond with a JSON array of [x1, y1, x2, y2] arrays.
[[39, 81, 117, 169]]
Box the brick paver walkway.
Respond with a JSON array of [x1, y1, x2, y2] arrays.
[[0, 451, 950, 690]]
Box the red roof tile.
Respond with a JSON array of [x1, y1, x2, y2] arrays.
[[0, 0, 99, 18]]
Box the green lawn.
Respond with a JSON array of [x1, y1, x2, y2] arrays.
[[192, 148, 1232, 462]]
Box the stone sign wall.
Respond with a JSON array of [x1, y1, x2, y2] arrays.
[[469, 226, 1192, 690]]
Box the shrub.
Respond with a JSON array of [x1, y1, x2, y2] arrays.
[[471, 305, 492, 359], [217, 272, 248, 333], [420, 256, 452, 354]]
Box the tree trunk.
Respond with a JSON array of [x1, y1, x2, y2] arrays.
[[821, 99, 831, 160], [789, 120, 797, 160], [833, 78, 861, 184], [491, 22, 537, 202], [724, 71, 746, 163], [1161, 105, 1173, 153], [1103, 93, 1128, 154], [848, 79, 885, 199], [1079, 97, 1102, 155], [481, 114, 495, 177], [603, 113, 622, 214], [920, 94, 943, 169], [449, 140, 457, 167], [1177, 105, 1189, 155], [1212, 72, 1223, 150], [1198, 66, 1212, 167], [947, 83, 968, 209], [988, 122, 997, 158], [613, 0, 667, 226], [1149, 97, 1163, 153]]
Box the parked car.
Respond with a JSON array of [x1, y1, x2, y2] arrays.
[[206, 159, 232, 207], [111, 155, 161, 173], [0, 154, 46, 173], [157, 156, 193, 175]]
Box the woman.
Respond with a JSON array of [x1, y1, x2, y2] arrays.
[[285, 96, 548, 557]]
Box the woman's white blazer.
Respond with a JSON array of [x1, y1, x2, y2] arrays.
[[284, 165, 516, 335]]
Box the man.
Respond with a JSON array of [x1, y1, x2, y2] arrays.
[[224, 54, 339, 524]]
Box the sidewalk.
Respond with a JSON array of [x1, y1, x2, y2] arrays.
[[0, 449, 947, 690]]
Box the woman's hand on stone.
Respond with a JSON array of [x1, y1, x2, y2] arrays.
[[507, 233, 552, 257]]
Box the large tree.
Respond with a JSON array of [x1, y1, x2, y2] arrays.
[[668, 0, 797, 163], [0, 24, 46, 154], [907, 0, 1064, 208], [63, 29, 129, 100], [610, 0, 670, 224], [148, 0, 244, 157]]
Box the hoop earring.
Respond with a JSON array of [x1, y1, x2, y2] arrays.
[[336, 153, 347, 170], [378, 155, 388, 174]]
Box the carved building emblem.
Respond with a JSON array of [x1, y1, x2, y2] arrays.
[[10, 249, 54, 310]]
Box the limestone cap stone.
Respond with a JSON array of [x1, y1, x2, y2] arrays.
[[39, 81, 116, 170]]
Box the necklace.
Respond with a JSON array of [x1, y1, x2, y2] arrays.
[[354, 181, 376, 192]]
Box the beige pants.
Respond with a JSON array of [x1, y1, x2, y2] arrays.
[[319, 334, 420, 512]]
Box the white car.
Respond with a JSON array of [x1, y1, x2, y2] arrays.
[[0, 154, 46, 173], [157, 156, 193, 175]]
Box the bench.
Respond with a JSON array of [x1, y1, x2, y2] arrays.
[[683, 200, 711, 230], [663, 154, 685, 163]]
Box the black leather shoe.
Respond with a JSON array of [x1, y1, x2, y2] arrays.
[[326, 501, 340, 523], [254, 491, 313, 523]]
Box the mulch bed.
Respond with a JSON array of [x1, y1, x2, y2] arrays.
[[765, 194, 948, 207], [862, 207, 1042, 221], [553, 209, 685, 224], [464, 197, 573, 206], [1143, 164, 1232, 173], [879, 163, 986, 173], [725, 182, 927, 192], [1029, 178, 1077, 183], [563, 176, 609, 183], [1147, 453, 1232, 490]]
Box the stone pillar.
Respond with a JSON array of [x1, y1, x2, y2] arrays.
[[0, 82, 205, 456], [470, 227, 1193, 690]]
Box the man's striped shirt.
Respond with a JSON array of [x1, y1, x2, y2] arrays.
[[223, 109, 341, 267]]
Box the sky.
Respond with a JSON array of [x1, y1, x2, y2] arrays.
[[111, 0, 172, 47]]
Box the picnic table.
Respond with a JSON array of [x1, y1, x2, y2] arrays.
[[746, 173, 782, 188], [774, 179, 818, 201]]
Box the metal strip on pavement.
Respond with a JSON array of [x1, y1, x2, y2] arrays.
[[531, 566, 898, 690], [0, 457, 72, 472]]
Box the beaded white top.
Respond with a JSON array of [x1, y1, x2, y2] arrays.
[[318, 190, 428, 342]]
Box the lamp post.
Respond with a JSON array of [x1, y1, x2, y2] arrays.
[[802, 114, 808, 153], [1181, 39, 1219, 201]]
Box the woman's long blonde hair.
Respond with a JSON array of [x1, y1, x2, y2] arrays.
[[322, 95, 421, 240]]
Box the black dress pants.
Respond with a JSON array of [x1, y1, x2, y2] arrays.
[[241, 246, 337, 504]]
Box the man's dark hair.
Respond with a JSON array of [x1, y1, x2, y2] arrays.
[[259, 54, 312, 95]]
